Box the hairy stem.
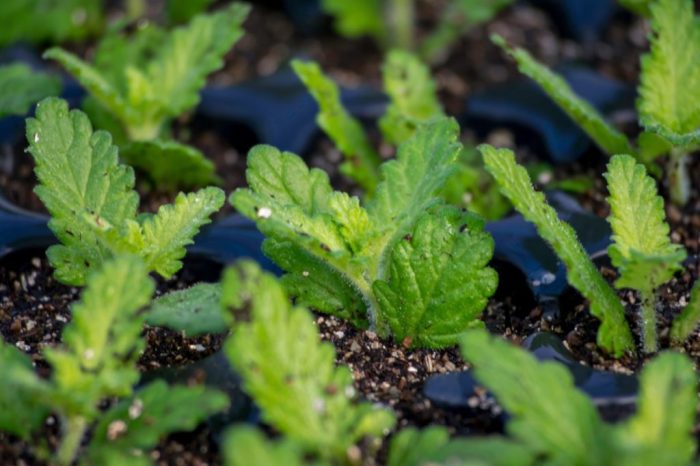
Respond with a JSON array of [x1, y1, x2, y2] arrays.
[[669, 148, 690, 205], [639, 289, 658, 353], [56, 416, 87, 466], [387, 0, 414, 50]]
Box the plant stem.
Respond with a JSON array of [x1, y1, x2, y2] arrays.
[[669, 148, 690, 205], [388, 0, 414, 51], [56, 416, 87, 466], [639, 289, 658, 353]]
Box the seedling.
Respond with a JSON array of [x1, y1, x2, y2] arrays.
[[481, 145, 700, 355], [45, 3, 250, 187], [26, 97, 224, 286], [0, 64, 61, 117], [493, 0, 700, 205], [0, 256, 228, 466], [231, 119, 498, 348], [221, 261, 395, 465], [293, 53, 509, 219], [321, 0, 514, 63]]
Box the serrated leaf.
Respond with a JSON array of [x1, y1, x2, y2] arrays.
[[373, 205, 497, 347], [223, 426, 314, 466], [481, 145, 633, 355], [121, 139, 220, 188], [604, 154, 686, 292], [0, 63, 61, 117], [86, 380, 228, 465], [460, 330, 611, 465], [223, 261, 395, 462], [493, 35, 634, 156], [378, 50, 444, 145], [321, 0, 383, 41], [638, 0, 700, 147], [45, 256, 154, 418], [671, 282, 700, 343], [292, 60, 381, 193], [0, 341, 52, 439], [145, 283, 226, 336], [613, 352, 697, 466]]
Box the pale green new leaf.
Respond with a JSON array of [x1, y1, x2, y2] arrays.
[[638, 0, 700, 147], [145, 283, 226, 336], [373, 205, 497, 347], [45, 256, 154, 418], [613, 352, 697, 466], [671, 282, 700, 343], [379, 50, 444, 145], [321, 0, 383, 41], [86, 380, 228, 466], [0, 64, 61, 117], [292, 60, 381, 193], [0, 341, 52, 439], [224, 426, 318, 466], [493, 35, 634, 156], [223, 261, 395, 462], [604, 154, 686, 292], [460, 330, 611, 465], [481, 145, 633, 355]]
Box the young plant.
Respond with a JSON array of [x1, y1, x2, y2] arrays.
[[44, 3, 250, 187], [456, 329, 698, 466], [481, 145, 700, 355], [221, 261, 395, 465], [231, 118, 498, 348], [0, 256, 228, 466], [26, 97, 224, 286], [0, 64, 61, 117], [293, 52, 509, 219], [493, 0, 700, 205], [321, 0, 514, 63]]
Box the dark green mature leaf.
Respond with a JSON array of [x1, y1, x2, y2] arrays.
[[373, 205, 497, 347], [224, 426, 315, 466], [145, 283, 226, 336], [0, 64, 61, 117], [493, 35, 634, 156], [86, 381, 228, 465], [26, 98, 224, 285], [671, 282, 700, 343], [481, 145, 633, 355], [223, 261, 395, 462], [167, 0, 216, 23], [638, 0, 700, 147]]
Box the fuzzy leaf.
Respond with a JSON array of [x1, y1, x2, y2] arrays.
[[373, 205, 497, 347], [321, 0, 383, 41], [460, 330, 611, 465], [292, 60, 381, 193], [86, 380, 228, 465], [0, 64, 61, 117], [604, 154, 686, 292], [224, 426, 314, 466], [378, 50, 444, 145], [26, 98, 224, 285], [613, 352, 697, 466], [121, 139, 220, 188], [0, 341, 52, 439], [145, 283, 226, 336], [493, 35, 634, 156], [638, 0, 700, 147], [671, 282, 700, 343], [223, 261, 395, 462], [481, 145, 633, 355], [45, 256, 154, 418]]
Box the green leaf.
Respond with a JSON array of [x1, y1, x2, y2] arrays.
[[145, 283, 226, 336], [167, 0, 216, 24], [671, 281, 700, 343], [321, 0, 383, 41], [460, 330, 611, 465], [618, 0, 653, 16], [223, 261, 395, 462], [378, 50, 444, 145], [604, 154, 686, 292], [480, 145, 633, 355], [373, 205, 497, 347], [0, 64, 61, 117], [0, 341, 52, 439], [45, 255, 154, 418], [121, 139, 220, 188], [86, 380, 228, 465], [26, 98, 224, 285], [613, 352, 697, 466], [638, 0, 700, 147], [493, 35, 634, 156], [223, 426, 315, 466], [292, 59, 381, 193]]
